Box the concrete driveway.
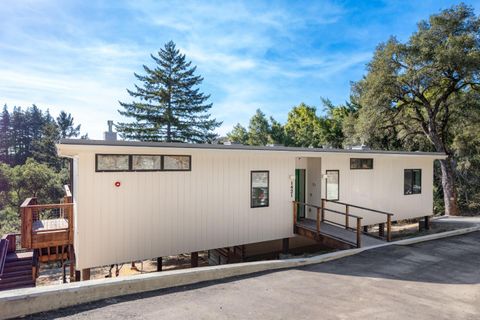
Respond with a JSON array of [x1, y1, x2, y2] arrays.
[[27, 232, 480, 320]]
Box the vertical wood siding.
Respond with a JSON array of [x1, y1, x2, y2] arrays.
[[63, 144, 438, 269], [320, 154, 434, 226], [74, 148, 295, 269]]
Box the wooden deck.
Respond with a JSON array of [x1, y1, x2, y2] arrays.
[[21, 197, 73, 250], [296, 219, 385, 248]]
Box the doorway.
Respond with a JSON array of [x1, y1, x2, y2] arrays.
[[295, 169, 306, 220]]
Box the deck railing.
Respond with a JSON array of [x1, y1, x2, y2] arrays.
[[20, 185, 74, 249], [0, 233, 21, 277], [293, 201, 363, 248], [0, 237, 8, 277], [321, 199, 393, 242]]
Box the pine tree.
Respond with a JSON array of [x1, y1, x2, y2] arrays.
[[32, 121, 61, 170], [247, 109, 270, 146], [57, 111, 80, 139], [10, 107, 29, 165], [118, 41, 221, 143], [0, 106, 11, 165], [268, 117, 285, 145]]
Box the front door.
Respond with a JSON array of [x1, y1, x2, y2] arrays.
[[295, 169, 306, 220]]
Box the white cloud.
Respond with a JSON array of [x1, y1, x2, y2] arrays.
[[0, 0, 374, 139]]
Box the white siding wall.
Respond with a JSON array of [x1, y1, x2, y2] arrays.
[[73, 147, 295, 269], [320, 154, 434, 226], [59, 144, 440, 270], [306, 157, 322, 220]]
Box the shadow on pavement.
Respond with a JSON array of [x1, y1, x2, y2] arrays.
[[23, 231, 480, 319]]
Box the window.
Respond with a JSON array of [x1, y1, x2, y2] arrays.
[[96, 155, 129, 171], [132, 155, 161, 171], [251, 171, 269, 208], [96, 154, 191, 172], [325, 170, 339, 201], [350, 158, 373, 169], [404, 169, 422, 195], [163, 155, 191, 171]]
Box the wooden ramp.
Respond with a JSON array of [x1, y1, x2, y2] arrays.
[[295, 219, 385, 248], [293, 200, 393, 248]]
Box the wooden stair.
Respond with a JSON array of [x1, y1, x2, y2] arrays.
[[209, 246, 245, 265], [0, 251, 35, 291]]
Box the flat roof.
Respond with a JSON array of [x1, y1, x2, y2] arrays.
[[58, 139, 447, 157]]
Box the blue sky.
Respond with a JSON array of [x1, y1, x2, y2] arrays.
[[1, 1, 478, 139]]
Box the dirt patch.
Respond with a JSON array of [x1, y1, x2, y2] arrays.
[[37, 252, 209, 287], [365, 217, 476, 241]]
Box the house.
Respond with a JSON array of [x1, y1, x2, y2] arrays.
[[50, 139, 445, 279]]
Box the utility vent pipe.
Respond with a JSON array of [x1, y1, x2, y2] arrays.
[[104, 120, 117, 141]]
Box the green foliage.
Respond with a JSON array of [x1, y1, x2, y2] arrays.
[[0, 159, 67, 234], [32, 122, 62, 170], [0, 105, 82, 235], [227, 123, 248, 144], [452, 100, 480, 213], [0, 105, 81, 168], [226, 109, 288, 146], [284, 103, 323, 147], [1, 159, 66, 207], [0, 207, 21, 236], [269, 117, 285, 145], [118, 41, 221, 143], [349, 4, 480, 215], [57, 111, 81, 139], [0, 105, 11, 164], [247, 109, 270, 146]]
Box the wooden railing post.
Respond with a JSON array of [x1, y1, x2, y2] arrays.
[[378, 223, 385, 238], [7, 234, 17, 253], [356, 218, 362, 248], [321, 199, 325, 222], [316, 207, 320, 235], [68, 204, 74, 243], [21, 206, 32, 249], [387, 215, 392, 242], [345, 205, 349, 229]]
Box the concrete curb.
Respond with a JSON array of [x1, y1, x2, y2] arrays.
[[393, 225, 480, 245], [1, 226, 479, 319]]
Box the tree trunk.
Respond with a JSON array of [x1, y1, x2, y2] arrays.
[[439, 158, 460, 216]]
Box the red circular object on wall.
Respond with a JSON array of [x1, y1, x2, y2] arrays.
[[114, 181, 121, 187]]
